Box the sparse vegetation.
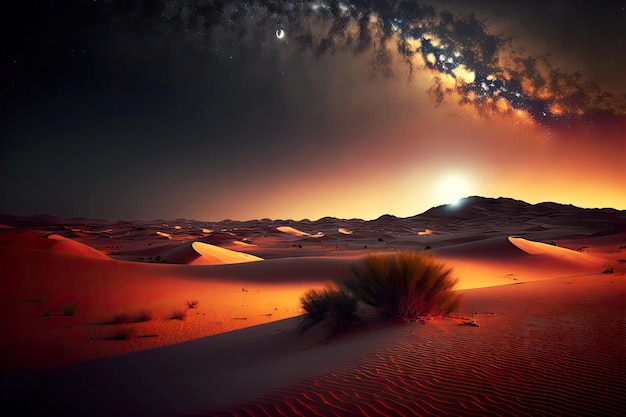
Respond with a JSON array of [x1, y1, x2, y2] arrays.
[[299, 282, 359, 339], [112, 309, 154, 324], [344, 251, 462, 321], [32, 295, 47, 304], [186, 299, 199, 309], [111, 312, 131, 324], [135, 309, 154, 322], [298, 251, 462, 340], [61, 304, 77, 316], [170, 308, 187, 321], [108, 326, 138, 341]]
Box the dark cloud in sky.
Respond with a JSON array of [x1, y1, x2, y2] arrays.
[[1, 1, 624, 220]]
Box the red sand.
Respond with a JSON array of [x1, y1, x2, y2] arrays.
[[0, 200, 624, 416]]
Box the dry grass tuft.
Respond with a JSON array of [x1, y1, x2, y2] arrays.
[[135, 309, 154, 322], [344, 251, 462, 320], [108, 326, 139, 341], [299, 282, 359, 339], [61, 304, 77, 316], [111, 312, 131, 325], [170, 308, 187, 321]]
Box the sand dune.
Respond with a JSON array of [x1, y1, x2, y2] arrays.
[[0, 229, 57, 250], [47, 234, 111, 260], [0, 199, 624, 416], [233, 240, 256, 247], [165, 241, 263, 265], [3, 273, 623, 417], [338, 228, 353, 235], [275, 226, 326, 238], [433, 236, 607, 289], [509, 236, 597, 261], [277, 226, 311, 236], [201, 274, 625, 417], [0, 230, 109, 260]]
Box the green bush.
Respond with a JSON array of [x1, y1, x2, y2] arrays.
[[299, 282, 359, 339], [344, 251, 461, 320]]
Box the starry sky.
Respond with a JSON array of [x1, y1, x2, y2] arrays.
[[1, 0, 624, 221]]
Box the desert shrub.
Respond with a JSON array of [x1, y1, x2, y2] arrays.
[[108, 326, 138, 341], [61, 304, 77, 316], [32, 295, 47, 304], [186, 299, 199, 309], [135, 309, 154, 322], [344, 251, 462, 320], [170, 308, 187, 321], [299, 282, 359, 339], [111, 312, 131, 325]]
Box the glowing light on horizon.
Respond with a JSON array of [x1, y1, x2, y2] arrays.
[[438, 172, 474, 206]]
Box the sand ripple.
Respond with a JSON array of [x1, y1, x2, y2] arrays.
[[191, 277, 625, 417]]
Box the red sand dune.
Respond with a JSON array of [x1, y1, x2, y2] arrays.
[[2, 274, 623, 417], [47, 234, 111, 260], [199, 276, 625, 417], [164, 241, 264, 265], [0, 198, 624, 416]]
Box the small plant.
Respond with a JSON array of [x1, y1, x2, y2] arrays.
[[299, 282, 359, 339], [108, 326, 138, 341], [61, 304, 77, 316], [42, 310, 51, 317], [135, 309, 154, 322], [344, 251, 462, 321], [170, 308, 187, 321], [32, 295, 47, 304], [186, 299, 199, 309], [111, 312, 131, 325]]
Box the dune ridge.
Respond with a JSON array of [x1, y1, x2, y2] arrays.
[[47, 234, 111, 260], [165, 241, 263, 265]]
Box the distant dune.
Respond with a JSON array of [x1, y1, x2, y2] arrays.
[[47, 234, 110, 260], [276, 226, 312, 236], [164, 241, 263, 265]]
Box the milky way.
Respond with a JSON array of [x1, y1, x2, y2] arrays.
[[1, 0, 624, 221], [95, 0, 625, 127]]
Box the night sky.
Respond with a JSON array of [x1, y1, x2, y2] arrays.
[[1, 0, 624, 221]]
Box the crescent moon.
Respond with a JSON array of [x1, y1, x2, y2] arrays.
[[276, 29, 285, 39]]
